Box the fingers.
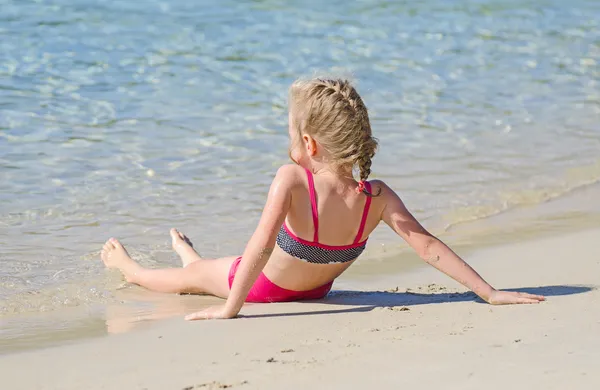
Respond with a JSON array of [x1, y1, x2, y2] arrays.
[[184, 306, 233, 321], [517, 292, 546, 301], [510, 291, 544, 304], [185, 311, 210, 321], [516, 297, 542, 304], [491, 291, 547, 305]]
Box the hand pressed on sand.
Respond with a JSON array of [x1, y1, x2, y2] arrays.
[[486, 290, 545, 305], [185, 305, 236, 321]]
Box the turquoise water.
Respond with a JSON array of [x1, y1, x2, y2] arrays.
[[0, 0, 599, 324]]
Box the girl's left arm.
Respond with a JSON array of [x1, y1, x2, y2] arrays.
[[185, 166, 295, 321], [377, 181, 545, 305]]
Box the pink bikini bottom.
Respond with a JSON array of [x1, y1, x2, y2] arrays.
[[228, 257, 333, 303]]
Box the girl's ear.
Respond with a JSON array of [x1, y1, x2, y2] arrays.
[[302, 134, 317, 156]]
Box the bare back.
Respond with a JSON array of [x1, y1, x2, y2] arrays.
[[263, 165, 384, 291]]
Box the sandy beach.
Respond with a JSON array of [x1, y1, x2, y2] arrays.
[[1, 228, 598, 390], [2, 1, 599, 389]]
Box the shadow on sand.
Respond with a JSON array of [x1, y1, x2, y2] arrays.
[[242, 285, 594, 319]]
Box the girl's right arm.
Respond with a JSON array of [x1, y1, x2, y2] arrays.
[[185, 165, 297, 320], [376, 181, 545, 305]]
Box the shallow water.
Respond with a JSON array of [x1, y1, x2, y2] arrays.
[[1, 0, 599, 347]]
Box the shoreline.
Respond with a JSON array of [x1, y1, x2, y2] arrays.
[[1, 227, 598, 389], [1, 181, 599, 355]]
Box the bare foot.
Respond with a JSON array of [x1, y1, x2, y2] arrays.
[[170, 228, 202, 267], [171, 228, 193, 250], [100, 238, 142, 283]]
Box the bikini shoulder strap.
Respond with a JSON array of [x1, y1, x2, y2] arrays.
[[305, 169, 319, 242], [353, 181, 372, 244]]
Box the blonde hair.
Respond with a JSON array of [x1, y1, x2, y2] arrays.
[[289, 78, 378, 192]]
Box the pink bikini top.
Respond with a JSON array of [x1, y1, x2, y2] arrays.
[[275, 169, 372, 264]]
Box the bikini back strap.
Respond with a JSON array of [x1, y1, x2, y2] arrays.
[[353, 181, 372, 244], [305, 169, 319, 242]]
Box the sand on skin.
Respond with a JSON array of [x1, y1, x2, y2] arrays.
[[0, 229, 598, 390]]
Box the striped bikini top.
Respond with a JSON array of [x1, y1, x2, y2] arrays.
[[276, 169, 372, 265]]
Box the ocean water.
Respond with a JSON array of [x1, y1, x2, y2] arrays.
[[1, 0, 599, 348]]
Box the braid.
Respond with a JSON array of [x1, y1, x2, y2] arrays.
[[358, 149, 373, 182], [357, 135, 379, 196], [321, 79, 361, 112]]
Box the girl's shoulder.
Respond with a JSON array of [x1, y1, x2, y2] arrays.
[[272, 164, 307, 189], [275, 163, 305, 176], [366, 179, 388, 194], [366, 179, 400, 203]]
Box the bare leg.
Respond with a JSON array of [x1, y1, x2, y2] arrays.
[[100, 238, 237, 298], [170, 228, 201, 267]]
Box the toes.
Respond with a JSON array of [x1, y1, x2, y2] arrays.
[[103, 241, 114, 252], [181, 233, 193, 247], [170, 228, 193, 249], [175, 230, 187, 242], [179, 232, 191, 245], [109, 237, 122, 249]]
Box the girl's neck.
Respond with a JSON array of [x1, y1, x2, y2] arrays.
[[311, 162, 354, 181]]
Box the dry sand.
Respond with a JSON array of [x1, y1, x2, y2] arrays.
[[1, 229, 598, 390]]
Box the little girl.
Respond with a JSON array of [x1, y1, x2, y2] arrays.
[[100, 78, 545, 320]]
